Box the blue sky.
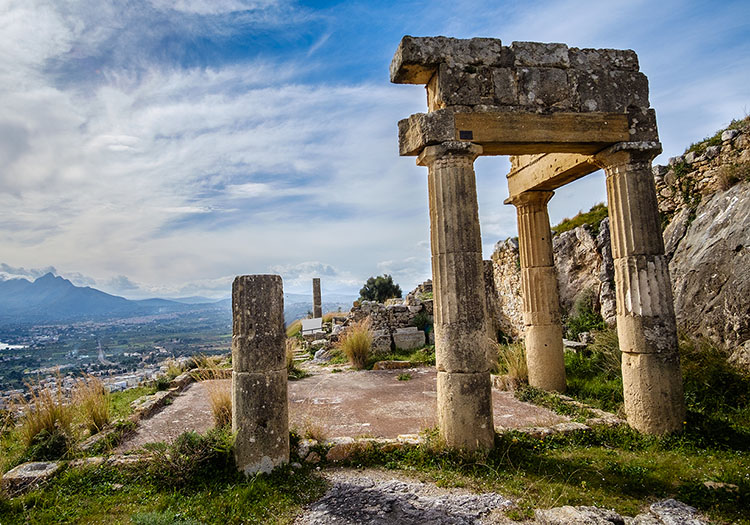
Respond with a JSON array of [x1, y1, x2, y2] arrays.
[[1, 0, 748, 299]]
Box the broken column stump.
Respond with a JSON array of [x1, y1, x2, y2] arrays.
[[312, 277, 322, 318], [232, 274, 289, 474]]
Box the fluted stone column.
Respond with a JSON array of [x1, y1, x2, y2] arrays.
[[596, 143, 685, 435], [232, 274, 289, 474], [416, 141, 494, 451], [510, 191, 566, 392], [312, 277, 322, 318]]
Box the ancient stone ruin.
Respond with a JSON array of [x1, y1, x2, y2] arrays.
[[390, 36, 685, 442]]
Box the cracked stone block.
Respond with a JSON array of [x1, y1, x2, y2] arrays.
[[393, 327, 426, 351], [2, 461, 62, 495], [517, 67, 573, 109], [512, 41, 570, 68]]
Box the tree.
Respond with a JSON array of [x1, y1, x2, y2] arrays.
[[359, 274, 402, 303]]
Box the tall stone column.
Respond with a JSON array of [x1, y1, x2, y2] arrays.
[[417, 141, 494, 451], [595, 144, 685, 435], [312, 277, 322, 318], [232, 274, 289, 474], [510, 191, 566, 392]]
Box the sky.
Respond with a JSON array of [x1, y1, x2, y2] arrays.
[[1, 0, 748, 299]]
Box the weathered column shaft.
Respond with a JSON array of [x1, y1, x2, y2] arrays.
[[597, 145, 685, 435], [312, 277, 322, 318], [417, 141, 494, 451], [511, 191, 566, 392], [232, 274, 289, 474]]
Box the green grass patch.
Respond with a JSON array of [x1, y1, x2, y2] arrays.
[[552, 203, 608, 236], [110, 386, 157, 421], [515, 385, 594, 422], [368, 345, 435, 369]]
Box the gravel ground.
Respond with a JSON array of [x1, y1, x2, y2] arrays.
[[294, 469, 513, 525]]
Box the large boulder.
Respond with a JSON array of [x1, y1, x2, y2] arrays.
[[669, 180, 750, 365]]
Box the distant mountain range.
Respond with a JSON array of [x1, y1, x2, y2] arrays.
[[0, 273, 226, 325], [0, 273, 356, 326]]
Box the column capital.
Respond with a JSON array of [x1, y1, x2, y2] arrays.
[[506, 190, 554, 208], [594, 141, 662, 170], [417, 141, 483, 167]]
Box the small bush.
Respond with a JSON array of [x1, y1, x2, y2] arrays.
[[397, 373, 412, 381], [338, 318, 373, 369], [146, 428, 235, 487], [565, 288, 605, 340], [496, 342, 528, 387], [15, 379, 74, 459], [154, 376, 171, 391], [165, 359, 184, 379], [73, 375, 110, 435]]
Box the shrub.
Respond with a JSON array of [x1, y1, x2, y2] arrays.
[[552, 203, 608, 236], [154, 376, 171, 391], [165, 359, 184, 379], [15, 379, 74, 460], [338, 318, 373, 369], [359, 274, 402, 303], [496, 342, 528, 388], [565, 288, 605, 340], [146, 428, 235, 487], [73, 375, 110, 435]]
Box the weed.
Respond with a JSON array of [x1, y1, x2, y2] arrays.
[[717, 161, 750, 190], [516, 385, 594, 422], [564, 327, 623, 413], [165, 359, 184, 379], [496, 342, 528, 385], [369, 346, 435, 368], [87, 420, 137, 455], [154, 375, 171, 391], [397, 373, 412, 381], [145, 428, 235, 488], [73, 375, 110, 435], [338, 318, 373, 369], [410, 311, 432, 332]]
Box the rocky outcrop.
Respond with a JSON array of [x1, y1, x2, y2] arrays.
[[668, 181, 750, 367]]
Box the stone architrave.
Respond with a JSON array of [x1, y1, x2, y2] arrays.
[[312, 277, 322, 318], [509, 190, 566, 392], [595, 143, 686, 434], [232, 274, 289, 474], [416, 141, 494, 451]]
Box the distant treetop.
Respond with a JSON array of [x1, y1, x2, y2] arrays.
[[359, 275, 402, 303]]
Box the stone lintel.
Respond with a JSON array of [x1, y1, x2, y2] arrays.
[[401, 110, 630, 157], [505, 153, 599, 200]]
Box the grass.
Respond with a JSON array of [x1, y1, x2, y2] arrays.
[[367, 345, 435, 369], [337, 318, 373, 370], [685, 116, 747, 156], [286, 319, 302, 338], [564, 288, 605, 341], [285, 339, 309, 381], [552, 203, 608, 236], [191, 366, 232, 428], [495, 342, 528, 387], [73, 375, 110, 435], [0, 429, 328, 524], [397, 373, 412, 381]]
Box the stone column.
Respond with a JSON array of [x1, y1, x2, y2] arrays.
[[232, 274, 289, 474], [312, 277, 322, 318], [595, 143, 685, 435], [509, 191, 566, 392], [417, 141, 494, 451]]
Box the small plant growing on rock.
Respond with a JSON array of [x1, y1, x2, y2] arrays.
[[338, 318, 373, 370], [73, 375, 110, 435], [192, 364, 232, 428]]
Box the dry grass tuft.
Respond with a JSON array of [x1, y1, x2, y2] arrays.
[[496, 342, 528, 389], [193, 365, 232, 428], [338, 318, 373, 369], [165, 359, 184, 379], [73, 375, 110, 434], [16, 376, 74, 451]]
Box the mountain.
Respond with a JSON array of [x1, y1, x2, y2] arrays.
[[0, 273, 223, 325]]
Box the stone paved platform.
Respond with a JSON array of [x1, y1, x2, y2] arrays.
[[117, 367, 566, 453]]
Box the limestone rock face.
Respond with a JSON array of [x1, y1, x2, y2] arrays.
[[669, 180, 750, 362], [552, 225, 602, 315]]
